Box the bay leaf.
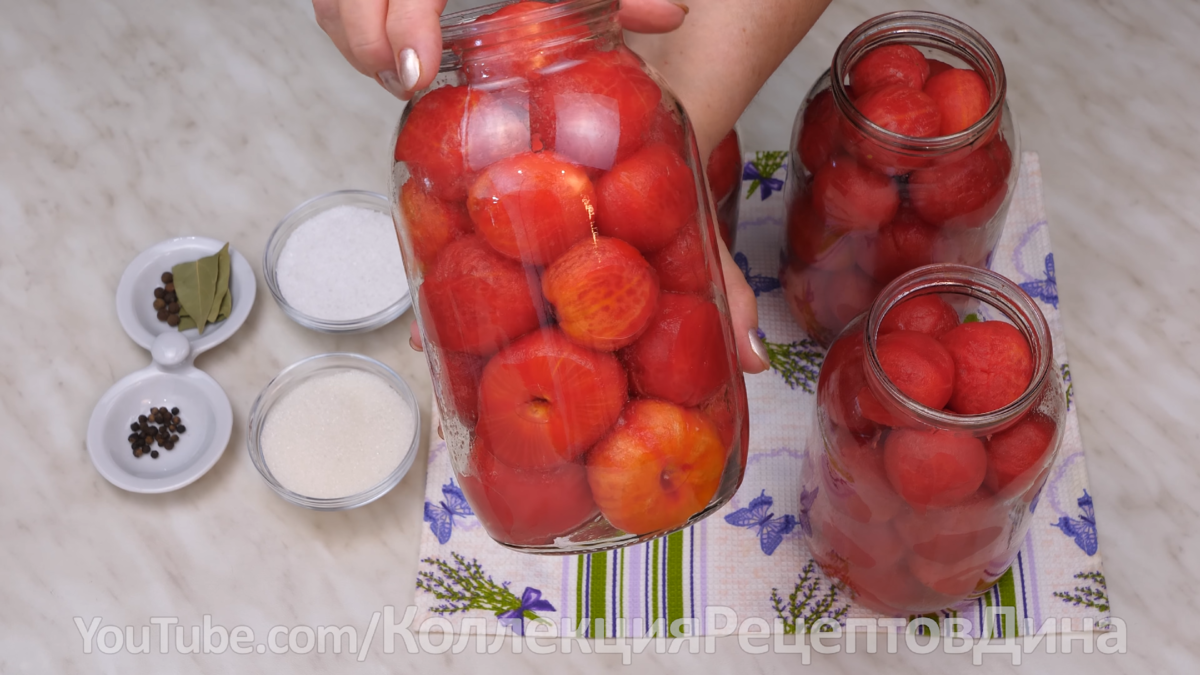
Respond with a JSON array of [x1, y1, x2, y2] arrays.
[[172, 250, 220, 335], [206, 243, 230, 325], [215, 285, 232, 322], [177, 315, 197, 332]]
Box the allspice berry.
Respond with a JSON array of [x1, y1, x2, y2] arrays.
[[161, 272, 173, 284], [167, 314, 180, 327]]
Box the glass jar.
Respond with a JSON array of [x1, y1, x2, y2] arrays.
[[391, 0, 747, 553], [800, 264, 1064, 614], [782, 12, 1019, 346]]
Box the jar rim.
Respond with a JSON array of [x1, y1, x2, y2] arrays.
[[831, 10, 1008, 153], [438, 0, 618, 71], [861, 263, 1054, 432]]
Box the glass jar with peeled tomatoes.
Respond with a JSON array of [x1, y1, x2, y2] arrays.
[[783, 12, 1019, 346], [800, 264, 1065, 615], [391, 0, 748, 553]]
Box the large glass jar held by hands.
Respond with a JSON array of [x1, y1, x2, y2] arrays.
[[801, 265, 1065, 614], [783, 12, 1020, 346], [391, 0, 748, 553]]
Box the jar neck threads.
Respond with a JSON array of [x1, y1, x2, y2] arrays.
[[831, 11, 1007, 155], [861, 264, 1053, 434], [438, 0, 621, 74]]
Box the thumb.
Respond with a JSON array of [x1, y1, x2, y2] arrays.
[[716, 240, 771, 374], [617, 0, 688, 34]]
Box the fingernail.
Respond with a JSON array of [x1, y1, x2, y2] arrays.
[[408, 336, 422, 352], [377, 70, 407, 99], [671, 2, 689, 15], [437, 423, 444, 440], [749, 328, 771, 370], [399, 48, 421, 92]]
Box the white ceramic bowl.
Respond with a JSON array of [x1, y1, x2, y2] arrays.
[[115, 236, 255, 355], [87, 332, 233, 493]]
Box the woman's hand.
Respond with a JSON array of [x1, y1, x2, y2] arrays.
[[313, 0, 689, 99]]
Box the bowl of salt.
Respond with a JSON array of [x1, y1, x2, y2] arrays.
[[264, 190, 411, 333], [247, 353, 420, 510]]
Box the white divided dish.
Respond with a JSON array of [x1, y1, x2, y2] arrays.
[[116, 236, 256, 354], [90, 237, 255, 493], [87, 332, 234, 493]]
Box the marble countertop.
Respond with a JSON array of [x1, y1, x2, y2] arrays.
[[2, 0, 1196, 672]]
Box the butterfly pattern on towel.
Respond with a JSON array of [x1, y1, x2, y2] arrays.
[[1020, 253, 1059, 308], [735, 252, 782, 297], [1053, 489, 1097, 556], [424, 480, 474, 545], [724, 489, 798, 555]]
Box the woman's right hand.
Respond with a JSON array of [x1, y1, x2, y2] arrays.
[[312, 0, 689, 100]]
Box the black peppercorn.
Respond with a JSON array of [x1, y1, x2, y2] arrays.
[[171, 407, 180, 415], [176, 424, 186, 433], [151, 450, 160, 459], [138, 414, 147, 424], [130, 422, 139, 432], [161, 271, 173, 284]]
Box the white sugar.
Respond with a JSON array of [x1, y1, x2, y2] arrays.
[[261, 369, 414, 499], [276, 205, 408, 321]]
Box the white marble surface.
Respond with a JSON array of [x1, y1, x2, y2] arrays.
[[1, 0, 1197, 672]]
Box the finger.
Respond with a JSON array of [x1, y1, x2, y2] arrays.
[[717, 238, 770, 374], [386, 0, 450, 98], [618, 0, 688, 34], [409, 320, 424, 352], [313, 0, 363, 72], [340, 0, 407, 95]]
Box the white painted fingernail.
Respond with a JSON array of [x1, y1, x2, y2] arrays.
[[377, 70, 406, 99], [749, 328, 771, 370], [399, 48, 421, 92]]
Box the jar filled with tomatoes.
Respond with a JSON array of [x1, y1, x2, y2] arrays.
[[783, 12, 1019, 346], [391, 0, 748, 553], [800, 264, 1064, 614]]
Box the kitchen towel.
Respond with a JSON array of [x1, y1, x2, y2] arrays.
[[411, 151, 1110, 639]]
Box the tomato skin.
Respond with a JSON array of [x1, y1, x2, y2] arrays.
[[467, 152, 596, 266], [395, 87, 530, 201], [596, 143, 698, 252], [529, 50, 662, 171]]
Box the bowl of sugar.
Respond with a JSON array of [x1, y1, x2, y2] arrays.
[[247, 353, 420, 510], [264, 190, 410, 333]]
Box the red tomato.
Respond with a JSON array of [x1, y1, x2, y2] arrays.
[[924, 67, 991, 135], [854, 84, 942, 139], [706, 129, 741, 202], [884, 429, 987, 510], [811, 155, 900, 232], [939, 320, 1034, 414], [879, 294, 961, 339], [467, 152, 596, 265], [910, 137, 1012, 229], [850, 44, 931, 94], [478, 328, 628, 469], [398, 178, 473, 270], [596, 143, 698, 252], [797, 89, 842, 173], [395, 86, 530, 200], [853, 207, 939, 283], [529, 50, 661, 171], [622, 292, 729, 407], [419, 236, 544, 355], [459, 434, 600, 546]]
